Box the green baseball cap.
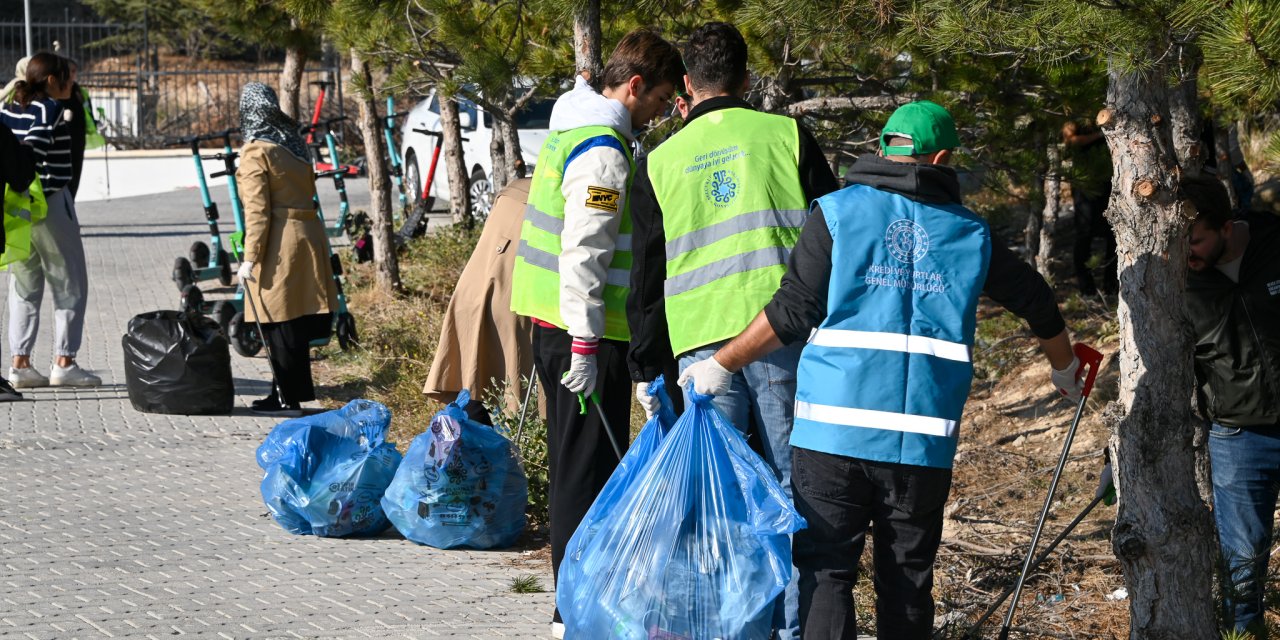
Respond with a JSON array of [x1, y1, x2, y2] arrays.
[[880, 100, 960, 156]]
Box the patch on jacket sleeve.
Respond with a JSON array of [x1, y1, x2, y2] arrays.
[[585, 186, 621, 212]]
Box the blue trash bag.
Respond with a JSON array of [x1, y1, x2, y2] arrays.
[[381, 390, 528, 549], [257, 399, 403, 537], [557, 389, 806, 640]]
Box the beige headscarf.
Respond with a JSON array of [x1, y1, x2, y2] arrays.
[[1, 56, 30, 104]]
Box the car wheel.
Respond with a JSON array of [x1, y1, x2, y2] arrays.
[[404, 152, 421, 204], [469, 169, 493, 221]]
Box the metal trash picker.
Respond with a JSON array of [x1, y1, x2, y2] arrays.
[[994, 342, 1105, 640]]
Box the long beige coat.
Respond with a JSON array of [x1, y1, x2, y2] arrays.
[[424, 179, 535, 412], [236, 140, 338, 323]]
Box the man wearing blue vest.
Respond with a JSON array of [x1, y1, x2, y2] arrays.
[[508, 28, 683, 640], [680, 101, 1085, 639], [625, 22, 839, 639]]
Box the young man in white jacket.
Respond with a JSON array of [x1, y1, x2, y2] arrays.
[[508, 28, 683, 638]]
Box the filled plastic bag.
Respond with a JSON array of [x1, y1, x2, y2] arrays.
[[558, 390, 806, 640], [122, 310, 233, 415], [381, 390, 528, 549], [257, 399, 402, 537]]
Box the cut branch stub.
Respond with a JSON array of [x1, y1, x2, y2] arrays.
[[1096, 108, 1114, 128], [1137, 180, 1158, 198], [1150, 113, 1163, 126]]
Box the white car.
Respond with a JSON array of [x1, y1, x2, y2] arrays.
[[399, 90, 554, 218]]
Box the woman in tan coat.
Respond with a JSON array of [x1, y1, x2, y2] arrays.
[[234, 82, 338, 416]]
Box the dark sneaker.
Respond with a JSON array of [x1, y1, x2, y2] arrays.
[[0, 379, 22, 401], [250, 394, 301, 417]]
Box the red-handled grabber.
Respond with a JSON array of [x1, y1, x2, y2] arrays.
[[997, 343, 1104, 639]]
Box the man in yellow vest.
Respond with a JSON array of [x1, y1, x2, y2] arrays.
[[624, 22, 839, 640], [0, 122, 36, 401], [508, 28, 683, 639]]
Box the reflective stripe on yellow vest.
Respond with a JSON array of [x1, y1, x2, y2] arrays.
[[2, 175, 47, 267], [647, 108, 807, 355], [510, 125, 634, 341]]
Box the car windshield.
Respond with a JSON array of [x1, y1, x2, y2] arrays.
[[515, 98, 555, 130]]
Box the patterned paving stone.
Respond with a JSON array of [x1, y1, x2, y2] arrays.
[[0, 182, 552, 638]]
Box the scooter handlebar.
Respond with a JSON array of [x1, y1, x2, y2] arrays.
[[411, 128, 467, 142], [315, 168, 345, 179], [299, 116, 348, 135], [1074, 343, 1104, 398]]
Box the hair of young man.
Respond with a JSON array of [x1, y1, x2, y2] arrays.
[[1180, 174, 1233, 230], [884, 135, 940, 162], [683, 22, 748, 96], [600, 29, 684, 95], [13, 51, 70, 106]]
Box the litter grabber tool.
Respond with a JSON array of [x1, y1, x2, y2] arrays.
[[239, 276, 287, 410], [561, 372, 625, 461], [514, 364, 538, 449], [997, 343, 1104, 640], [965, 490, 1109, 638]]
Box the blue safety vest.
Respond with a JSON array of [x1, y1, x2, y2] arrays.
[[791, 184, 991, 469]]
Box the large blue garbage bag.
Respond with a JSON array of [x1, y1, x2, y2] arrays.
[[381, 390, 528, 549], [558, 389, 806, 640], [257, 399, 402, 537]]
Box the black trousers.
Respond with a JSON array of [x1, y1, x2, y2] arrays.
[[260, 313, 330, 405], [1071, 190, 1118, 295], [532, 324, 631, 622], [791, 446, 953, 640]]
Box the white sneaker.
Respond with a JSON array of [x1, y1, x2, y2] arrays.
[[49, 363, 102, 387], [8, 366, 49, 388]]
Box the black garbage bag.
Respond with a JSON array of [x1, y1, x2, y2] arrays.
[[123, 310, 234, 415]]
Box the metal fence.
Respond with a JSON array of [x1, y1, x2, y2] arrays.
[[3, 21, 348, 147], [80, 67, 347, 147]]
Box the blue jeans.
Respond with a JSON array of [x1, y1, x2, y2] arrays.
[[1209, 422, 1280, 637], [680, 341, 803, 640]]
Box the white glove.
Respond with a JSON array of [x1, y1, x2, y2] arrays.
[[678, 356, 733, 397], [1051, 355, 1084, 403], [561, 352, 597, 396], [636, 381, 660, 420], [236, 260, 255, 283]]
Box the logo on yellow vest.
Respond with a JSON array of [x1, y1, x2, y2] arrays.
[[585, 186, 621, 212]]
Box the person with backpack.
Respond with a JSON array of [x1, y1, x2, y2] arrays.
[[0, 51, 100, 389], [680, 101, 1084, 639]]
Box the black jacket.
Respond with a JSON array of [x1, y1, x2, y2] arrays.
[[1187, 213, 1280, 428], [763, 155, 1066, 345], [626, 96, 840, 381]]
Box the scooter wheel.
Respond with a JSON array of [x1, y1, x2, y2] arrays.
[[172, 257, 194, 291], [229, 311, 264, 357], [336, 312, 358, 351], [180, 283, 204, 316], [217, 250, 233, 286], [210, 300, 235, 336], [189, 241, 211, 268]]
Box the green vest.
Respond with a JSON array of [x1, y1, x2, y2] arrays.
[[80, 87, 105, 150], [510, 125, 634, 341], [647, 107, 807, 355], [2, 175, 47, 267]]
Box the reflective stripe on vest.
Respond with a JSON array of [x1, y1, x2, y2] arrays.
[[647, 108, 807, 355], [792, 185, 991, 470], [509, 125, 634, 341], [2, 175, 47, 266]]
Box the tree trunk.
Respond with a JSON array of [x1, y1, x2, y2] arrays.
[[438, 88, 472, 226], [1023, 130, 1047, 268], [350, 48, 400, 294], [279, 34, 307, 121], [572, 0, 602, 85], [1168, 47, 1204, 177], [1101, 58, 1216, 639], [1037, 140, 1062, 281], [489, 114, 523, 192], [1213, 123, 1238, 209], [761, 55, 795, 114]]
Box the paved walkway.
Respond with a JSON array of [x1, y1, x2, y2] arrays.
[[0, 180, 553, 639]]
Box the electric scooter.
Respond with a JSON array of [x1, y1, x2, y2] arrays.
[[171, 129, 241, 292], [302, 117, 355, 240], [305, 79, 359, 177], [393, 127, 445, 246], [383, 96, 411, 219]]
